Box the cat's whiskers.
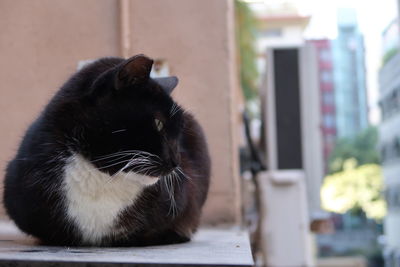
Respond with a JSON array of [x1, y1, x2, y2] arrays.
[[112, 154, 161, 178], [111, 129, 127, 134], [92, 151, 185, 204], [91, 152, 136, 163], [97, 159, 133, 170], [93, 154, 133, 165], [91, 150, 161, 178], [176, 167, 191, 181], [111, 155, 154, 180], [92, 150, 161, 163], [172, 169, 181, 191], [170, 102, 182, 118], [113, 160, 147, 177], [129, 164, 157, 176], [162, 169, 183, 218], [170, 103, 177, 116]]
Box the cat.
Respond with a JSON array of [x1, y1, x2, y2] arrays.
[[3, 54, 211, 246]]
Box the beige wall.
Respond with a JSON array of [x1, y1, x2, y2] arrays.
[[0, 0, 241, 224], [0, 0, 121, 216]]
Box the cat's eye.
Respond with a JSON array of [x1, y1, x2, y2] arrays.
[[154, 119, 164, 132]]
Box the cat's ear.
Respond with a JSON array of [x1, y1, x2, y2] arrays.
[[154, 76, 179, 95], [116, 54, 153, 89]]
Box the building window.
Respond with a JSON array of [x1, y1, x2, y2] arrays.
[[323, 92, 334, 106], [321, 70, 332, 83], [325, 134, 335, 145], [379, 86, 400, 121], [381, 136, 400, 163], [385, 186, 400, 211], [319, 49, 331, 62], [394, 137, 400, 158], [323, 114, 335, 128]]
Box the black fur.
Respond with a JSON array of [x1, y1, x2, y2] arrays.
[[3, 55, 211, 246]]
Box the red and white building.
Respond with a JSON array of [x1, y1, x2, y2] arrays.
[[307, 39, 337, 172]]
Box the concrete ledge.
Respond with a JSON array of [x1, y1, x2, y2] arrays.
[[317, 257, 367, 267], [0, 221, 253, 267]]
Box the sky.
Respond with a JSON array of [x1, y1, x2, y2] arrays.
[[300, 0, 398, 124], [247, 0, 399, 124]]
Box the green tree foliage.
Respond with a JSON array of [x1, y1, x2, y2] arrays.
[[321, 160, 386, 220], [235, 0, 259, 101], [328, 126, 380, 174]]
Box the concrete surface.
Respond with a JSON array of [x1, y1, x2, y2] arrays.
[[317, 256, 367, 267], [0, 221, 253, 267]]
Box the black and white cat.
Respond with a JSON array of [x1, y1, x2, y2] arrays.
[[3, 54, 211, 246]]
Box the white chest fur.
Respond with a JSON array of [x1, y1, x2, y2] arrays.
[[63, 153, 158, 245]]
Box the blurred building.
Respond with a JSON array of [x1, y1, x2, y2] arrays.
[[248, 1, 325, 219], [244, 3, 329, 265], [307, 39, 337, 171], [250, 0, 326, 210], [379, 16, 400, 267], [382, 19, 400, 60], [259, 44, 323, 267], [332, 8, 369, 138], [250, 2, 310, 79]]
